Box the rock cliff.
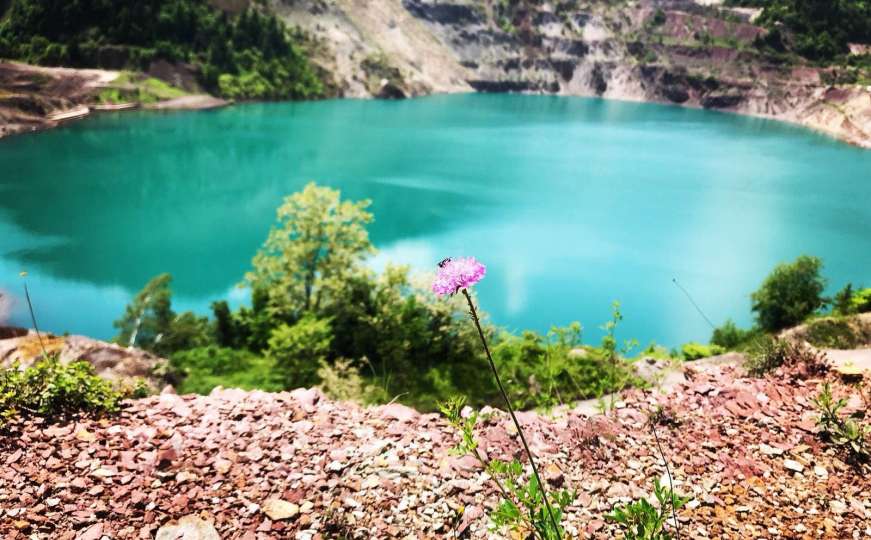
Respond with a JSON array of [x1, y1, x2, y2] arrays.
[[281, 0, 871, 147]]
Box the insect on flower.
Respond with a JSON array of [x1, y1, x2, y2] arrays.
[[432, 257, 486, 297]]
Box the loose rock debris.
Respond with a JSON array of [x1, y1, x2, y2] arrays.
[[2, 364, 870, 539]]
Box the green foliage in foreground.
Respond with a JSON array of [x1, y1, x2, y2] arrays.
[[441, 397, 575, 539], [607, 478, 690, 540], [0, 0, 323, 100], [813, 382, 870, 463], [0, 356, 124, 427], [751, 255, 826, 332], [115, 183, 641, 412]]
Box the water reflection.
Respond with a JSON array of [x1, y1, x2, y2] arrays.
[[1, 94, 869, 344]]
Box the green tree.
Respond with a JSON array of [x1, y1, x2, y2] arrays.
[[114, 274, 210, 356], [751, 255, 826, 332], [245, 182, 375, 320], [833, 283, 855, 316], [113, 274, 174, 351]]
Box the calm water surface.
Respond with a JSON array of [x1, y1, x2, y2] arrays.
[[1, 94, 869, 346]]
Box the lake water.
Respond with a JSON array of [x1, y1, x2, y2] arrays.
[[1, 94, 870, 347]]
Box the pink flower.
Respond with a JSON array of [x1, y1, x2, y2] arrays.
[[432, 257, 486, 297]]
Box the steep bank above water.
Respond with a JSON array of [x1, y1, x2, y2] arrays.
[[279, 0, 870, 148], [0, 62, 229, 138], [1, 0, 869, 147]]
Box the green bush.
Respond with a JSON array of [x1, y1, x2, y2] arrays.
[[710, 319, 755, 349], [492, 324, 636, 410], [0, 357, 122, 427], [170, 346, 282, 395], [744, 336, 828, 377], [806, 318, 861, 349], [728, 0, 871, 61], [813, 382, 870, 462], [853, 288, 871, 313], [266, 315, 333, 389], [751, 255, 826, 332], [607, 478, 690, 540], [805, 316, 871, 349], [680, 342, 725, 361], [830, 284, 871, 316]]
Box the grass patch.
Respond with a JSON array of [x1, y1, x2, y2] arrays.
[[98, 72, 188, 105]]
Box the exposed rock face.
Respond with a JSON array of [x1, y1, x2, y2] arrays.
[[284, 0, 871, 148], [0, 326, 167, 389], [0, 62, 118, 138]]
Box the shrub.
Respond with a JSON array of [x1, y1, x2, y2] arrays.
[[813, 382, 869, 463], [833, 283, 856, 316], [680, 342, 725, 361], [710, 319, 755, 349], [805, 317, 868, 349], [316, 358, 386, 404], [266, 315, 333, 389], [751, 255, 826, 332], [745, 336, 828, 377], [853, 288, 871, 313], [0, 357, 122, 427], [607, 478, 690, 540], [0, 1, 324, 100], [440, 397, 575, 539], [170, 346, 283, 395], [493, 324, 638, 410]]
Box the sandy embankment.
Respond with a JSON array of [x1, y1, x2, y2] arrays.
[[0, 62, 229, 138]]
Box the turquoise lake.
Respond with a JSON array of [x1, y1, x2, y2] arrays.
[[1, 94, 870, 346]]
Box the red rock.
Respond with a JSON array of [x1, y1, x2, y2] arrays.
[[378, 403, 419, 423], [76, 523, 103, 540]]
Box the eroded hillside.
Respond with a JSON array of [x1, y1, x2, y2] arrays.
[[280, 0, 871, 147]]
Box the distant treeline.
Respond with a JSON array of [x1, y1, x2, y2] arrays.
[[725, 0, 871, 61], [0, 0, 324, 99]]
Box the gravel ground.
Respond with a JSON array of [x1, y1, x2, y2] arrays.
[[2, 360, 870, 539]]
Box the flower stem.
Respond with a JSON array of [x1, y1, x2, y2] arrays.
[[650, 419, 681, 540], [461, 289, 561, 537], [22, 282, 48, 359]]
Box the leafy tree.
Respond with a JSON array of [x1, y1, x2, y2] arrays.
[[114, 274, 210, 357], [113, 274, 174, 351], [751, 255, 826, 332], [833, 283, 855, 316], [0, 0, 324, 99], [245, 183, 374, 320]]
